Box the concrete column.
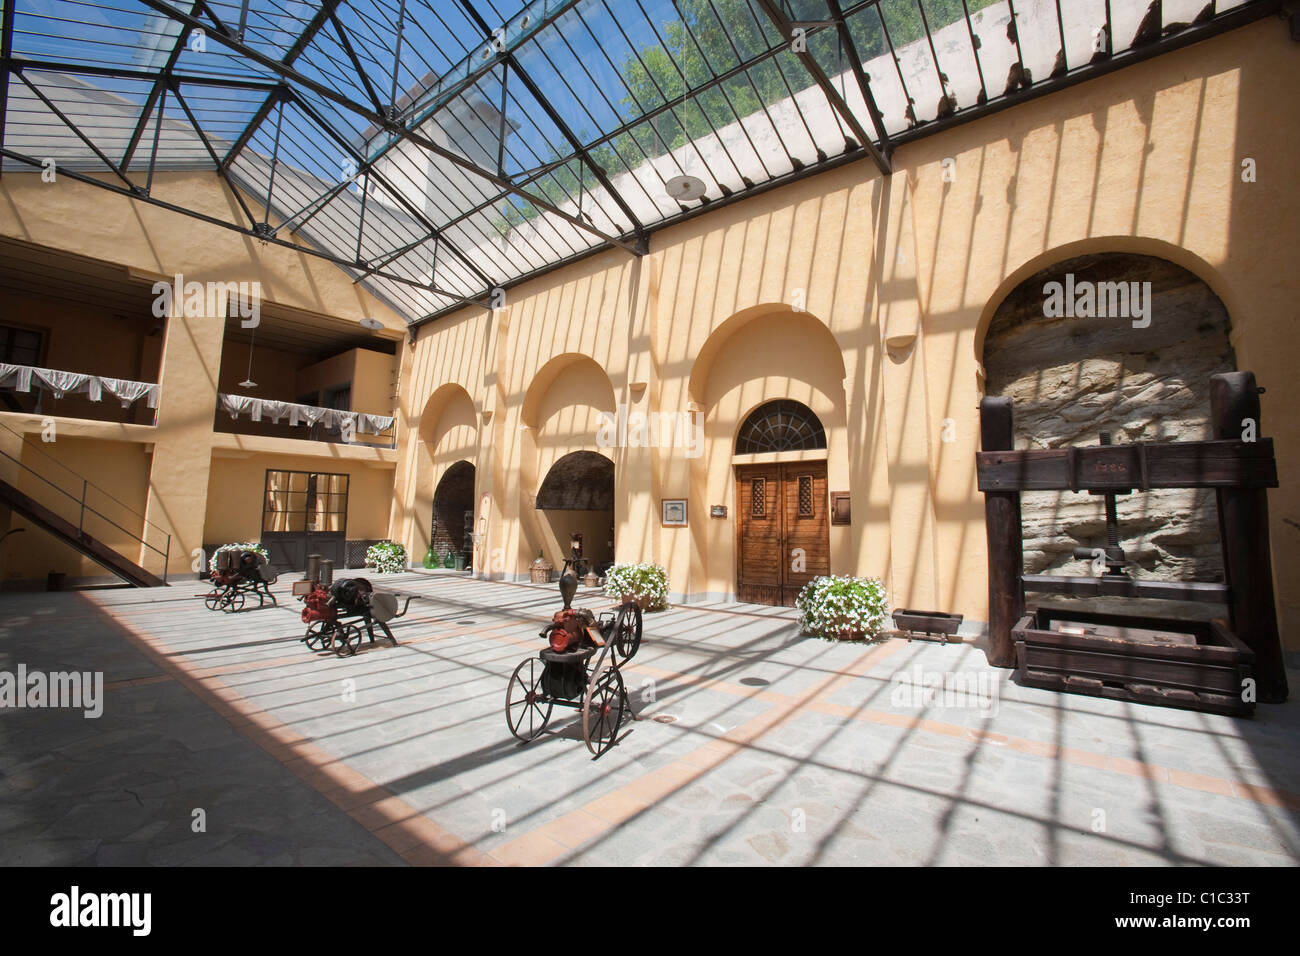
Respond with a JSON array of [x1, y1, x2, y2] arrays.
[[875, 184, 940, 611], [139, 292, 225, 578]]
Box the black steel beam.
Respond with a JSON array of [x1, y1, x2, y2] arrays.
[[220, 83, 287, 169], [6, 57, 281, 90], [0, 145, 489, 311], [12, 69, 139, 191], [329, 11, 385, 114], [0, 0, 17, 178], [170, 82, 261, 227], [751, 0, 889, 176], [826, 0, 891, 165], [452, 0, 648, 242], [399, 0, 585, 129], [122, 1, 203, 173], [221, 0, 343, 174], [289, 91, 498, 291]]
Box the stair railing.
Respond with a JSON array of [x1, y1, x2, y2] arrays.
[[0, 418, 171, 582]]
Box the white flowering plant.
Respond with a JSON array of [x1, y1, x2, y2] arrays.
[[796, 575, 890, 641], [366, 541, 407, 574], [604, 562, 669, 611], [208, 541, 269, 574]]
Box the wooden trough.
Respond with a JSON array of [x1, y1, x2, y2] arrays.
[[893, 609, 964, 644], [1014, 606, 1255, 716]]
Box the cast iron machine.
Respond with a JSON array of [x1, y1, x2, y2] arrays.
[[294, 555, 414, 657], [504, 582, 644, 758], [204, 548, 278, 612]]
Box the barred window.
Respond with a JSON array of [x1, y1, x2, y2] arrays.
[[797, 475, 813, 516]]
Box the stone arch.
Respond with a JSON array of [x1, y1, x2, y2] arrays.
[[981, 250, 1236, 584], [687, 307, 849, 601], [431, 460, 475, 565], [412, 383, 478, 561], [533, 450, 616, 573], [518, 354, 617, 573], [687, 302, 847, 409], [974, 237, 1237, 378]]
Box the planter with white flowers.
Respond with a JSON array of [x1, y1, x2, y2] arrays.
[[365, 541, 408, 574], [603, 562, 669, 612], [795, 575, 890, 642]]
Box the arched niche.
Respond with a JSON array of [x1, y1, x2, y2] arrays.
[[431, 460, 476, 563], [518, 354, 617, 573], [983, 251, 1235, 584], [535, 450, 615, 573], [412, 383, 478, 560], [687, 307, 848, 603]]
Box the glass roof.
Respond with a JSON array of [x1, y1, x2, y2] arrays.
[[0, 0, 1264, 324]]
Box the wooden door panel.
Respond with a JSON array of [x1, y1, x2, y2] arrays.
[[737, 461, 829, 607], [737, 464, 782, 603], [781, 463, 828, 604]]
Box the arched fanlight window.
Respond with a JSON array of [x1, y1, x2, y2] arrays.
[[735, 400, 826, 454]]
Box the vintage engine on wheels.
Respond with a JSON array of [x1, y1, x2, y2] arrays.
[[204, 548, 278, 612], [504, 590, 644, 758], [294, 556, 413, 658]]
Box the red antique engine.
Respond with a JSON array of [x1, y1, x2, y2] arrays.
[[300, 584, 336, 624], [547, 608, 595, 653]]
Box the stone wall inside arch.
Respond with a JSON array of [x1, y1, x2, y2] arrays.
[[983, 252, 1235, 582]]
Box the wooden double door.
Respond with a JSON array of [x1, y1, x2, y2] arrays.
[[736, 461, 829, 606]]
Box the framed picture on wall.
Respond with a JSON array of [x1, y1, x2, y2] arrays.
[[661, 499, 688, 527]]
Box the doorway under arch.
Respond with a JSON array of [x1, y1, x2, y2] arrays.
[[535, 451, 614, 574], [431, 460, 475, 567], [734, 399, 830, 607]]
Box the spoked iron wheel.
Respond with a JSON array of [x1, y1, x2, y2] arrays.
[[221, 591, 245, 613], [204, 589, 222, 611], [612, 602, 643, 662], [334, 623, 363, 657], [303, 621, 332, 651], [506, 658, 553, 742], [582, 665, 627, 757]]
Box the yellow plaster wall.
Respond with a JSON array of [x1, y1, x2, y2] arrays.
[[397, 20, 1300, 647], [203, 451, 395, 547]]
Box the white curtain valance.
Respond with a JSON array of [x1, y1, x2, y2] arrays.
[[220, 393, 254, 419], [0, 364, 158, 408], [32, 367, 91, 399], [98, 377, 160, 409], [217, 394, 395, 438], [0, 364, 32, 392]]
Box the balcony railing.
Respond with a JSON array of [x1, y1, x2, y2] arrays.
[[0, 363, 159, 425], [217, 393, 396, 449]]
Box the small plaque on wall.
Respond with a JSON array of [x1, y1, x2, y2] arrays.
[[831, 492, 851, 525], [710, 505, 727, 518], [661, 499, 688, 527]]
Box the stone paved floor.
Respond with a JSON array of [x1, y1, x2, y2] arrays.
[[1, 571, 1298, 866]]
